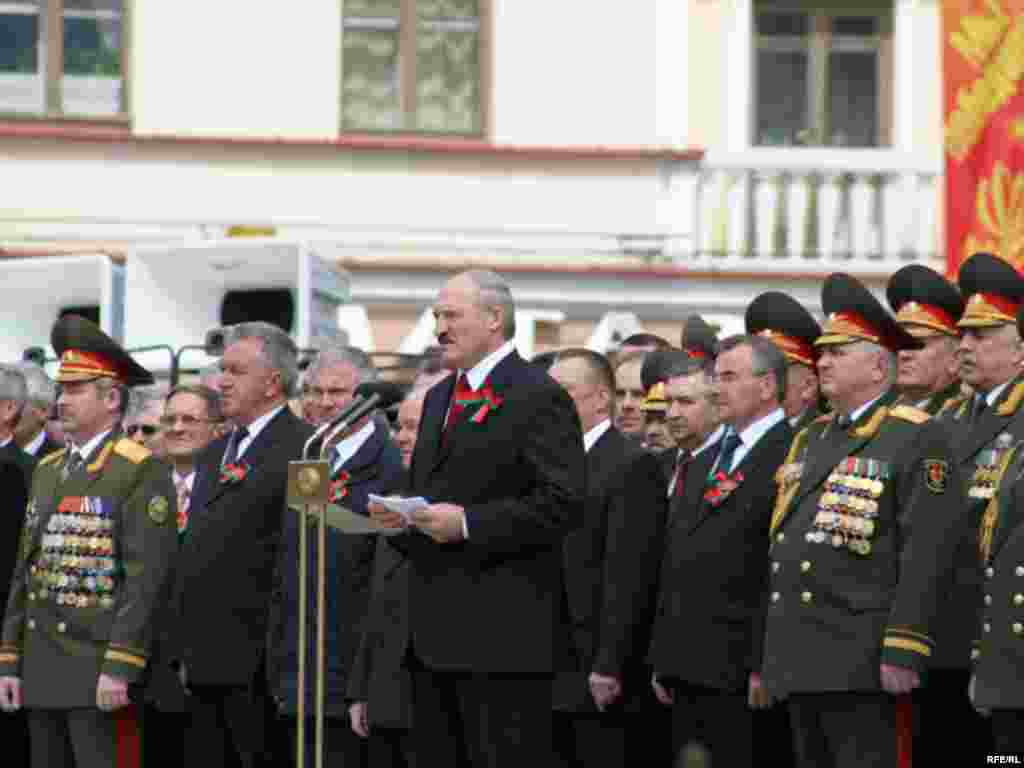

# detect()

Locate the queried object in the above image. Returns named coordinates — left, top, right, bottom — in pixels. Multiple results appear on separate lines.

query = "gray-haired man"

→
left=14, top=363, right=60, bottom=459
left=171, top=322, right=314, bottom=768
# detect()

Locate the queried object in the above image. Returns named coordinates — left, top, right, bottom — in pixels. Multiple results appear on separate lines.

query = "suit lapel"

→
left=334, top=424, right=385, bottom=485
left=205, top=407, right=291, bottom=508
left=430, top=351, right=521, bottom=474
left=682, top=420, right=791, bottom=536
left=669, top=445, right=716, bottom=533
left=418, top=375, right=454, bottom=480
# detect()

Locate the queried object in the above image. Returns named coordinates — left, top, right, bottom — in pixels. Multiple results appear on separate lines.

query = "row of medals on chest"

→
left=808, top=457, right=888, bottom=556
left=970, top=434, right=1015, bottom=500
left=35, top=509, right=117, bottom=605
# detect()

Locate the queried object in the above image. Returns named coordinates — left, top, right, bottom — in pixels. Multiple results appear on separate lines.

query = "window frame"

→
left=340, top=0, right=491, bottom=138
left=753, top=5, right=892, bottom=148
left=0, top=0, right=130, bottom=122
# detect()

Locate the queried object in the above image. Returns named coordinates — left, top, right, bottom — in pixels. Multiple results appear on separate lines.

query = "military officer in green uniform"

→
left=969, top=304, right=1024, bottom=755
left=886, top=264, right=965, bottom=415
left=745, top=291, right=823, bottom=432
left=884, top=262, right=992, bottom=764
left=0, top=315, right=178, bottom=768
left=761, top=273, right=969, bottom=768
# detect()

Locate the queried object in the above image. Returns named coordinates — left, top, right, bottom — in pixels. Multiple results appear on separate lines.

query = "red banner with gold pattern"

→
left=944, top=0, right=1024, bottom=274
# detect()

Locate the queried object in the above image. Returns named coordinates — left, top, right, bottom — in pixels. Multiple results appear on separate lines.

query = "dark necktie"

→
left=442, top=374, right=471, bottom=446
left=836, top=413, right=854, bottom=430
left=714, top=429, right=742, bottom=475
left=222, top=426, right=250, bottom=466
left=974, top=395, right=989, bottom=424
left=672, top=449, right=692, bottom=499
left=61, top=450, right=84, bottom=482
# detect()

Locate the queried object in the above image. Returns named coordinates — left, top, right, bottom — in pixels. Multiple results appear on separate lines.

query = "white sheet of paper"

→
left=367, top=494, right=429, bottom=524
left=289, top=503, right=404, bottom=536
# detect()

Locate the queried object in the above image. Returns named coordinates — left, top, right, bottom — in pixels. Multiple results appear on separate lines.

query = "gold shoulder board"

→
left=936, top=395, right=966, bottom=416
left=996, top=382, right=1024, bottom=416
left=39, top=448, right=67, bottom=466
left=113, top=439, right=151, bottom=464
left=889, top=405, right=930, bottom=424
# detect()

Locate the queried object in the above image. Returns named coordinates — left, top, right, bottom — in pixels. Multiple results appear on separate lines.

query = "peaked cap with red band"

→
left=51, top=314, right=153, bottom=387
left=816, top=273, right=921, bottom=353
left=957, top=252, right=1024, bottom=328
left=886, top=264, right=964, bottom=338
left=679, top=315, right=719, bottom=362
left=745, top=291, right=821, bottom=368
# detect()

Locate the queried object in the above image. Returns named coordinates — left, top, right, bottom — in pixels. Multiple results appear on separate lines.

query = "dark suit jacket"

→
left=649, top=417, right=793, bottom=692
left=347, top=537, right=414, bottom=729
left=762, top=396, right=968, bottom=695
left=554, top=426, right=667, bottom=712
left=389, top=350, right=586, bottom=674
left=0, top=443, right=34, bottom=617
left=172, top=406, right=313, bottom=686
left=266, top=423, right=404, bottom=718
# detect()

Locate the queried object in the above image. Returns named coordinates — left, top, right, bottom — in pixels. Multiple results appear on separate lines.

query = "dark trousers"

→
left=1, top=709, right=30, bottom=768
left=141, top=703, right=186, bottom=768
left=279, top=715, right=367, bottom=768
left=913, top=668, right=992, bottom=766
left=28, top=706, right=140, bottom=768
left=185, top=684, right=277, bottom=768
left=552, top=711, right=627, bottom=768
left=666, top=680, right=752, bottom=767
left=408, top=658, right=553, bottom=768
left=368, top=726, right=417, bottom=768
left=788, top=692, right=904, bottom=768
left=991, top=709, right=1024, bottom=755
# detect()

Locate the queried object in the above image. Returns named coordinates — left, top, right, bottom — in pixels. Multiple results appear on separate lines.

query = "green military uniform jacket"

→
left=761, top=391, right=969, bottom=695
left=895, top=380, right=963, bottom=417
left=0, top=433, right=177, bottom=708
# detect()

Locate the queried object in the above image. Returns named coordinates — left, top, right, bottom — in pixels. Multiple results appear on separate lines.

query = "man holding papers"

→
left=370, top=270, right=586, bottom=767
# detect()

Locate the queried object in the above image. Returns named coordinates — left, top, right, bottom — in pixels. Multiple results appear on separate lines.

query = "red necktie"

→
left=672, top=450, right=692, bottom=499
left=443, top=374, right=472, bottom=446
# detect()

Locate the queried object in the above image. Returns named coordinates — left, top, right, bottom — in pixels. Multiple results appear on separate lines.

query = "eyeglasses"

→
left=126, top=424, right=160, bottom=437
left=159, top=414, right=217, bottom=428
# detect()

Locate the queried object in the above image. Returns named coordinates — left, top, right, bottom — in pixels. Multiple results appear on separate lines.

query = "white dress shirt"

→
left=24, top=429, right=46, bottom=456
left=332, top=420, right=376, bottom=473
left=68, top=429, right=112, bottom=464
left=724, top=407, right=786, bottom=473
left=582, top=419, right=612, bottom=455
left=235, top=404, right=286, bottom=459
left=985, top=379, right=1012, bottom=408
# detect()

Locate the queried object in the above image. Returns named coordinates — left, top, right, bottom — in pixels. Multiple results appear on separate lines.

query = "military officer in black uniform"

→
left=886, top=264, right=964, bottom=414
left=969, top=303, right=1024, bottom=755
left=761, top=274, right=969, bottom=768
left=746, top=291, right=823, bottom=432
left=0, top=315, right=178, bottom=768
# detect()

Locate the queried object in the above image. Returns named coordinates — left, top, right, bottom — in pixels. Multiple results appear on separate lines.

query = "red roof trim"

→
left=0, top=120, right=704, bottom=162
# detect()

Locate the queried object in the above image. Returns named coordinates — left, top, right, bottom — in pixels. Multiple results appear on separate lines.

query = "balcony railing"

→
left=685, top=148, right=943, bottom=275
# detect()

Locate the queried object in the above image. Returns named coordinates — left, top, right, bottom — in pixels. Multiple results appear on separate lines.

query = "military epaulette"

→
left=996, top=381, right=1024, bottom=416
left=113, top=439, right=151, bottom=464
left=39, top=447, right=67, bottom=466
left=888, top=405, right=930, bottom=425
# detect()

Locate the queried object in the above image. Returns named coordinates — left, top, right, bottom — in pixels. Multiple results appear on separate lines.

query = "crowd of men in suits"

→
left=1, top=258, right=1024, bottom=767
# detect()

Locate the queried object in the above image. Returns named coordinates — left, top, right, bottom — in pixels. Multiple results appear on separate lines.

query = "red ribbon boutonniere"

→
left=455, top=380, right=504, bottom=425
left=329, top=471, right=351, bottom=504
left=703, top=470, right=745, bottom=508
left=219, top=461, right=251, bottom=486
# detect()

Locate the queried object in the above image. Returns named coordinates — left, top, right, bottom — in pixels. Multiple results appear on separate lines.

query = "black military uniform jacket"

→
left=0, top=434, right=177, bottom=708
left=761, top=393, right=968, bottom=696
left=974, top=441, right=1024, bottom=709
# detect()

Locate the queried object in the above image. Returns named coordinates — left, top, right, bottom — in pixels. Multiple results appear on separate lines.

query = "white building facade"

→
left=0, top=0, right=945, bottom=355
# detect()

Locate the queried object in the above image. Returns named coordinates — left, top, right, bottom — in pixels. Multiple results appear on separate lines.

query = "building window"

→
left=0, top=0, right=126, bottom=118
left=342, top=0, right=484, bottom=135
left=754, top=2, right=892, bottom=147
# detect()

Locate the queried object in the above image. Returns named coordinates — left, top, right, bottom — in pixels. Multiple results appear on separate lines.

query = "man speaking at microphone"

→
left=370, top=270, right=586, bottom=766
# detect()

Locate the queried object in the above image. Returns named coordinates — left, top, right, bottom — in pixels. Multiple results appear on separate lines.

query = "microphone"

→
left=307, top=382, right=406, bottom=460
